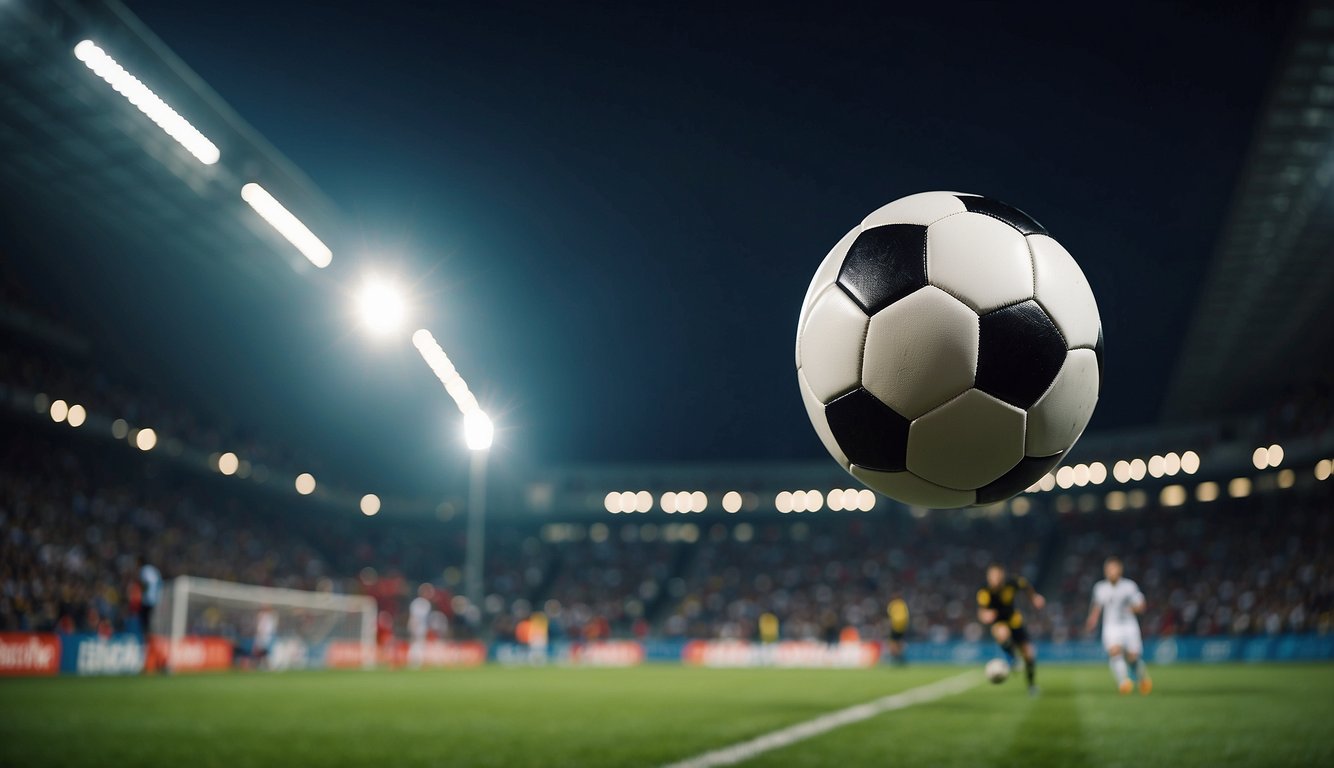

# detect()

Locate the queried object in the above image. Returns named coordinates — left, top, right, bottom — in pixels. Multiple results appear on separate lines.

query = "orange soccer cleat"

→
left=1118, top=679, right=1134, bottom=695
left=1139, top=677, right=1153, bottom=696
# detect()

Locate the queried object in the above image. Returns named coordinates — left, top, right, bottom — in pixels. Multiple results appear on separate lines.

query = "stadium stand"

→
left=4, top=336, right=1331, bottom=645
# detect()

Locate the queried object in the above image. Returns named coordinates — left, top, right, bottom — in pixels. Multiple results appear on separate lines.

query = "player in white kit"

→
left=1084, top=556, right=1152, bottom=695
left=407, top=583, right=434, bottom=669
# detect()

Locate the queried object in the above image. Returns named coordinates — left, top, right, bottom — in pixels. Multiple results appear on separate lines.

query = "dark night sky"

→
left=32, top=1, right=1298, bottom=481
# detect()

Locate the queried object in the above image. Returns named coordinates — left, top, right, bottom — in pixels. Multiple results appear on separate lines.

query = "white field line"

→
left=660, top=671, right=980, bottom=768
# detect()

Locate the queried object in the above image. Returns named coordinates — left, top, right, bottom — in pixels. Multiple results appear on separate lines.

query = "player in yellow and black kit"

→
left=886, top=594, right=909, bottom=666
left=977, top=563, right=1046, bottom=695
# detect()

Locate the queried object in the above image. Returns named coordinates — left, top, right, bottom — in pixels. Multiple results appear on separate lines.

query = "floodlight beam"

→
left=240, top=183, right=333, bottom=268
left=73, top=40, right=220, bottom=165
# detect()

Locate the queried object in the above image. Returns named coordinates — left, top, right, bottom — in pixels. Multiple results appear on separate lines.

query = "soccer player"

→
left=407, top=584, right=433, bottom=669
left=886, top=594, right=909, bottom=666
left=977, top=563, right=1045, bottom=694
left=136, top=555, right=162, bottom=673
left=253, top=605, right=277, bottom=669
left=137, top=554, right=161, bottom=637
left=1085, top=556, right=1151, bottom=695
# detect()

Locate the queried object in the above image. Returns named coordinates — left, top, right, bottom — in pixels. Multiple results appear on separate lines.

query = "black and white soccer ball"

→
left=985, top=658, right=1011, bottom=684
left=796, top=192, right=1102, bottom=509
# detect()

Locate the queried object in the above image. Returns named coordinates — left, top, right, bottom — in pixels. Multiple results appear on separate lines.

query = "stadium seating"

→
left=2, top=295, right=1330, bottom=643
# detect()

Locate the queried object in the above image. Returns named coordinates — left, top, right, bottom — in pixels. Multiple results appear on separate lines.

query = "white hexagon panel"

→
left=1026, top=348, right=1100, bottom=457
left=1029, top=234, right=1101, bottom=349
left=796, top=225, right=862, bottom=366
left=796, top=285, right=869, bottom=402
left=862, top=286, right=978, bottom=419
left=907, top=389, right=1026, bottom=490
left=861, top=190, right=969, bottom=228
left=851, top=465, right=976, bottom=508
left=926, top=212, right=1034, bottom=314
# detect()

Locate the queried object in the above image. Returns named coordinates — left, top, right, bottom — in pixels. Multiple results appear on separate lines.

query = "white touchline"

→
left=660, top=671, right=980, bottom=768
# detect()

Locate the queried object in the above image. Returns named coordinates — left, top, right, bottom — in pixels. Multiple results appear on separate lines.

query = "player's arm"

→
left=976, top=589, right=996, bottom=624
left=1017, top=576, right=1045, bottom=610
left=1131, top=587, right=1146, bottom=615
left=1084, top=600, right=1102, bottom=634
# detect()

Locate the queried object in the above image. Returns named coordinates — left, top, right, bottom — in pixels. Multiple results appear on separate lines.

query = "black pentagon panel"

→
left=975, top=452, right=1065, bottom=506
left=824, top=387, right=910, bottom=472
left=976, top=301, right=1068, bottom=409
left=1093, top=326, right=1104, bottom=382
left=956, top=195, right=1048, bottom=236
left=835, top=224, right=928, bottom=314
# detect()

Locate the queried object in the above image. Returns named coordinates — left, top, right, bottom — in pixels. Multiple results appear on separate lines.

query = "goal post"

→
left=155, top=576, right=377, bottom=672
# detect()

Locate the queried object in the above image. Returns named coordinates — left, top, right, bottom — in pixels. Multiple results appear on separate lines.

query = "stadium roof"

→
left=0, top=0, right=341, bottom=284
left=1165, top=0, right=1334, bottom=420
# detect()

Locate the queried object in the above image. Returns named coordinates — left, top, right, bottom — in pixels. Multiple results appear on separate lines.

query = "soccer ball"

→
left=795, top=192, right=1102, bottom=509
left=985, top=658, right=1011, bottom=684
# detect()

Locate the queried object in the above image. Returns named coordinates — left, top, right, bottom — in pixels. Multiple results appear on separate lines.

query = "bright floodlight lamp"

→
left=240, top=183, right=333, bottom=268
left=464, top=409, right=494, bottom=451
left=355, top=277, right=407, bottom=336
left=73, top=40, right=221, bottom=165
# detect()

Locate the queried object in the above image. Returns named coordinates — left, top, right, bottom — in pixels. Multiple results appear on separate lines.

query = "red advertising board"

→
left=0, top=632, right=61, bottom=676
left=326, top=640, right=487, bottom=669
left=326, top=640, right=374, bottom=669
left=569, top=641, right=645, bottom=667
left=151, top=636, right=233, bottom=672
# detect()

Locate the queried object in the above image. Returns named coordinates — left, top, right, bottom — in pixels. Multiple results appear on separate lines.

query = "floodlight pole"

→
left=464, top=446, right=488, bottom=623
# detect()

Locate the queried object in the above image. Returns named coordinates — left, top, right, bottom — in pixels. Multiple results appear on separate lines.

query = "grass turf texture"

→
left=1, top=664, right=1330, bottom=767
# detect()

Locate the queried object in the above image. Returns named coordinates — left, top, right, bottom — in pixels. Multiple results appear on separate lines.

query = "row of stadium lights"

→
left=604, top=488, right=878, bottom=514
left=70, top=39, right=495, bottom=512
left=37, top=394, right=385, bottom=516
left=776, top=488, right=876, bottom=513
left=588, top=462, right=1334, bottom=540
left=601, top=449, right=1328, bottom=518
left=1025, top=450, right=1202, bottom=493
left=71, top=44, right=286, bottom=256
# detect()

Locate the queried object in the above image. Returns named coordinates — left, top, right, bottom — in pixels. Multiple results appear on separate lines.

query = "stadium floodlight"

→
left=240, top=183, right=333, bottom=268
left=49, top=399, right=69, bottom=423
left=411, top=329, right=483, bottom=416
left=295, top=472, right=317, bottom=495
left=134, top=428, right=158, bottom=451
left=464, top=409, right=494, bottom=451
left=410, top=326, right=495, bottom=617
left=360, top=493, right=381, bottom=516
left=1266, top=443, right=1284, bottom=468
left=73, top=40, right=220, bottom=165
left=66, top=404, right=87, bottom=428
left=355, top=277, right=407, bottom=336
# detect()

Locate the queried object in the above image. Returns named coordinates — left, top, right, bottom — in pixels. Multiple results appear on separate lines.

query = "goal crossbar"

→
left=165, top=576, right=377, bottom=671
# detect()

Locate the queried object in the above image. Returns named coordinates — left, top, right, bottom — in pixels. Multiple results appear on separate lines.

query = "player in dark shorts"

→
left=886, top=594, right=909, bottom=666
left=977, top=563, right=1046, bottom=695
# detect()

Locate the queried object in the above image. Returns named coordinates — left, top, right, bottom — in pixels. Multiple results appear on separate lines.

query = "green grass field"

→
left=2, top=664, right=1331, bottom=767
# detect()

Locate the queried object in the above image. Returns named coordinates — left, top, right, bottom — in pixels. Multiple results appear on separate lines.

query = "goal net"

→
left=153, top=576, right=377, bottom=672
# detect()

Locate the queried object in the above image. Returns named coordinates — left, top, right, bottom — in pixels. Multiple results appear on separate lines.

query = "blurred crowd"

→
left=1050, top=495, right=1333, bottom=639
left=0, top=432, right=338, bottom=635
left=5, top=405, right=1331, bottom=644
left=2, top=300, right=1332, bottom=645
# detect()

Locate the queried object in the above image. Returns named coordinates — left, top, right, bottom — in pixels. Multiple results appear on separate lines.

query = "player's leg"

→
left=1104, top=623, right=1134, bottom=692
left=1013, top=626, right=1037, bottom=694
left=990, top=622, right=1015, bottom=663
left=1106, top=643, right=1132, bottom=693
left=1126, top=627, right=1150, bottom=694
